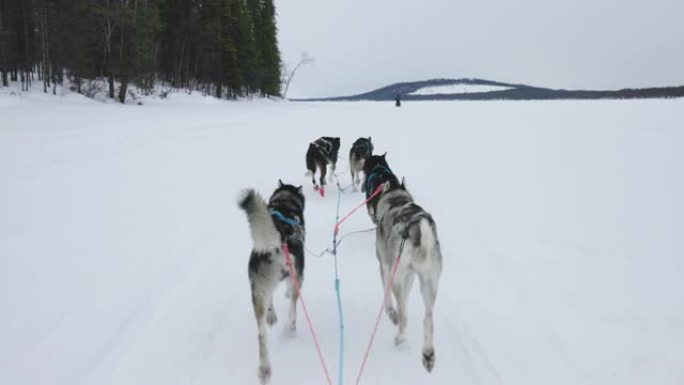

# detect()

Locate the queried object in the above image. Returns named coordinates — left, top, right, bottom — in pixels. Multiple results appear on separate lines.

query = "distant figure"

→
left=395, top=94, right=402, bottom=107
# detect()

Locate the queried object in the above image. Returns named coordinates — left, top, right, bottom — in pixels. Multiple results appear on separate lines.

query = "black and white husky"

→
left=349, top=137, right=374, bottom=192
left=305, top=136, right=341, bottom=195
left=362, top=154, right=443, bottom=372
left=238, top=180, right=305, bottom=384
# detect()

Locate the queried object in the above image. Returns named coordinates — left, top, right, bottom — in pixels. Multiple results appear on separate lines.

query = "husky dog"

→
left=362, top=154, right=443, bottom=372
left=238, top=180, right=305, bottom=384
left=349, top=137, right=374, bottom=192
left=305, top=136, right=341, bottom=195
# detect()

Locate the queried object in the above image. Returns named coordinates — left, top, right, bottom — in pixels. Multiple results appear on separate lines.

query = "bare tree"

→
left=281, top=51, right=314, bottom=99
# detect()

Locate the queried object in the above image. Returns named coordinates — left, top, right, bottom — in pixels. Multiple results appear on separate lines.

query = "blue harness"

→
left=270, top=209, right=301, bottom=228
left=365, top=165, right=392, bottom=197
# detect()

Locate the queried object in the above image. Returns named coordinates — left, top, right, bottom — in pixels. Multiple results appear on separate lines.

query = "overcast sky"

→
left=275, top=0, right=684, bottom=99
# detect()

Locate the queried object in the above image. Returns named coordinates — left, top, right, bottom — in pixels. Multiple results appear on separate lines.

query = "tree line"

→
left=0, top=0, right=282, bottom=102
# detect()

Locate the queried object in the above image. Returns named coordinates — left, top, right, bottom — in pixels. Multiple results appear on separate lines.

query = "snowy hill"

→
left=409, top=83, right=512, bottom=95
left=2, top=86, right=684, bottom=385
left=296, top=78, right=684, bottom=101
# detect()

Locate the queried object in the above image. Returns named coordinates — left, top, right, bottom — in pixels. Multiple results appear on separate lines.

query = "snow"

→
left=409, top=84, right=511, bottom=95
left=1, top=84, right=684, bottom=385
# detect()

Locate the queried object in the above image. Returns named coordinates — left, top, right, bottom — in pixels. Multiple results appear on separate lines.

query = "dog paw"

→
left=352, top=185, right=358, bottom=192
left=285, top=319, right=296, bottom=334
left=385, top=308, right=399, bottom=325
left=422, top=348, right=436, bottom=373
left=394, top=332, right=406, bottom=346
left=266, top=310, right=278, bottom=326
left=258, top=364, right=272, bottom=384
left=313, top=184, right=319, bottom=191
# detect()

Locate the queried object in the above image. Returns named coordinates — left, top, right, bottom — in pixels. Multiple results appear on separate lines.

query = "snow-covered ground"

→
left=410, top=84, right=511, bottom=95
left=1, top=85, right=683, bottom=385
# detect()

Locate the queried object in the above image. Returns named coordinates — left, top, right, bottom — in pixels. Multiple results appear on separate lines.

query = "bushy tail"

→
left=407, top=218, right=437, bottom=267
left=419, top=219, right=435, bottom=261
left=306, top=143, right=317, bottom=177
left=237, top=189, right=281, bottom=251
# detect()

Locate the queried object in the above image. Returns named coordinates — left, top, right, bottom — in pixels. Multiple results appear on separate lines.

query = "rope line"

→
left=305, top=228, right=375, bottom=259
left=282, top=244, right=333, bottom=385
left=332, top=182, right=345, bottom=385
left=336, top=228, right=376, bottom=248
left=329, top=180, right=385, bottom=385
left=335, top=184, right=384, bottom=236
left=355, top=237, right=407, bottom=385
left=270, top=166, right=386, bottom=385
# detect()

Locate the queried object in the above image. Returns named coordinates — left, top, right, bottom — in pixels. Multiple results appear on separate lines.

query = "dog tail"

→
left=406, top=217, right=437, bottom=267
left=237, top=189, right=281, bottom=251
left=305, top=143, right=317, bottom=177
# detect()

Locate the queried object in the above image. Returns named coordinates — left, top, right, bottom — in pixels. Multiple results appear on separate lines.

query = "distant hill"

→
left=293, top=78, right=684, bottom=101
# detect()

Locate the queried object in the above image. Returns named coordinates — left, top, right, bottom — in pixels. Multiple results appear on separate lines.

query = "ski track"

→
left=1, top=93, right=684, bottom=385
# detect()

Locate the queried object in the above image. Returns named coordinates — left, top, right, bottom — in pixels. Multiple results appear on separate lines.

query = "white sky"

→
left=275, top=0, right=684, bottom=99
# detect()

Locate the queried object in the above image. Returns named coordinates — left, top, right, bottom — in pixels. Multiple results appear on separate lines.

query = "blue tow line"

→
left=272, top=186, right=347, bottom=385
left=333, top=182, right=345, bottom=385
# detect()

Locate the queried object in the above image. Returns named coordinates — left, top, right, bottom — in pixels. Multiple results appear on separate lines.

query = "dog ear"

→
left=297, top=185, right=303, bottom=194
left=381, top=152, right=387, bottom=159
left=401, top=177, right=407, bottom=189
left=278, top=179, right=284, bottom=187
left=368, top=136, right=371, bottom=141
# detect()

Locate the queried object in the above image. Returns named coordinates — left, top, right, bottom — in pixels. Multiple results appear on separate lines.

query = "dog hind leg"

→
left=392, top=276, right=408, bottom=346
left=377, top=240, right=399, bottom=325
left=355, top=168, right=362, bottom=189
left=329, top=161, right=336, bottom=183
left=350, top=166, right=357, bottom=191
left=252, top=287, right=272, bottom=384
left=395, top=270, right=415, bottom=346
left=306, top=149, right=318, bottom=190
left=285, top=275, right=298, bottom=333
left=266, top=296, right=277, bottom=326
left=319, top=161, right=327, bottom=187
left=418, top=272, right=439, bottom=372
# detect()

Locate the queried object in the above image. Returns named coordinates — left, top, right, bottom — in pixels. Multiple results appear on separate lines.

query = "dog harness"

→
left=352, top=140, right=373, bottom=156
left=312, top=138, right=334, bottom=162
left=270, top=209, right=302, bottom=228
left=365, top=164, right=393, bottom=199
left=400, top=211, right=433, bottom=239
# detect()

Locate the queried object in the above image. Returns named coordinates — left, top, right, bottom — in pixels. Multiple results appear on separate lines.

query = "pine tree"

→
left=60, top=0, right=96, bottom=93
left=0, top=0, right=10, bottom=86
left=221, top=0, right=243, bottom=97
left=256, top=0, right=280, bottom=96
left=0, top=0, right=282, bottom=99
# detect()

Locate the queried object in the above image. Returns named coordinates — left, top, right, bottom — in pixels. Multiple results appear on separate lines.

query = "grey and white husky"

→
left=349, top=136, right=374, bottom=192
left=238, top=180, right=305, bottom=384
left=362, top=154, right=443, bottom=372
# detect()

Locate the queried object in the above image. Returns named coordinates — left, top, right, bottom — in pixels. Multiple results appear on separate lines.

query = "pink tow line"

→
left=334, top=184, right=384, bottom=236
left=282, top=243, right=333, bottom=385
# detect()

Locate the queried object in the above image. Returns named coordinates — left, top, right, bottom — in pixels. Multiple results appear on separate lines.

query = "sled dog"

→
left=305, top=136, right=340, bottom=194
left=349, top=136, right=374, bottom=192
left=238, top=180, right=305, bottom=384
left=363, top=154, right=443, bottom=372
